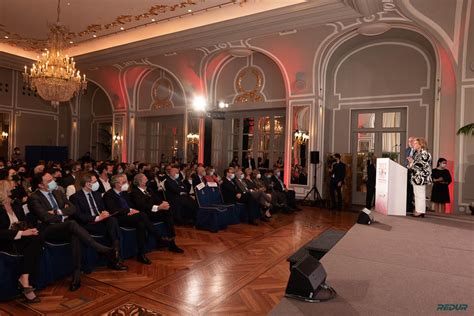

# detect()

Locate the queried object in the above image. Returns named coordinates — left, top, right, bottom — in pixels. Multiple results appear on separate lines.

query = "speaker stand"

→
left=285, top=283, right=337, bottom=303
left=302, top=163, right=324, bottom=207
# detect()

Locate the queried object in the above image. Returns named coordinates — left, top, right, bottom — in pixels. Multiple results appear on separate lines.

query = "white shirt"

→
left=99, top=177, right=111, bottom=192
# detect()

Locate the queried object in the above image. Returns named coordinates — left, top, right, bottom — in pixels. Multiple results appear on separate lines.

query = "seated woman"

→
left=0, top=180, right=43, bottom=303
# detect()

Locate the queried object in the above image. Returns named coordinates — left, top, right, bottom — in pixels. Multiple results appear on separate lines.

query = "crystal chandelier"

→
left=186, top=133, right=199, bottom=145
left=294, top=129, right=309, bottom=145
left=23, top=0, right=86, bottom=107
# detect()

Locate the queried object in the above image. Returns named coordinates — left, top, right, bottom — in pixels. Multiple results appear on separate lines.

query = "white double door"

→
left=351, top=108, right=407, bottom=205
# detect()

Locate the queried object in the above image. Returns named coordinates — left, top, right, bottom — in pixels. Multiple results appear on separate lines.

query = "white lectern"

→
left=375, top=158, right=407, bottom=216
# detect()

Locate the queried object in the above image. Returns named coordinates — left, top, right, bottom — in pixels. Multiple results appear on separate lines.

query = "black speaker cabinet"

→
left=310, top=151, right=320, bottom=164
left=285, top=254, right=336, bottom=302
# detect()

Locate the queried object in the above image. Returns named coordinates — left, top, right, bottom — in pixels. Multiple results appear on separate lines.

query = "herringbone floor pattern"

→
left=0, top=207, right=357, bottom=316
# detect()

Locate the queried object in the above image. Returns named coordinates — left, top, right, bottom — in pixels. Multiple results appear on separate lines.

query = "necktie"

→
left=88, top=193, right=99, bottom=216
left=118, top=192, right=129, bottom=208
left=48, top=192, right=59, bottom=210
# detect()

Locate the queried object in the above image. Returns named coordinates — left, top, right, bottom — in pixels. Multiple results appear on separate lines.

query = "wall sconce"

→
left=113, top=133, right=123, bottom=144
left=186, top=133, right=199, bottom=145
left=1, top=131, right=8, bottom=140
left=294, top=129, right=309, bottom=145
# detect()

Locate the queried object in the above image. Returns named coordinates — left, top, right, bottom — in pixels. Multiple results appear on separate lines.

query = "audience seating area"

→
left=0, top=221, right=169, bottom=301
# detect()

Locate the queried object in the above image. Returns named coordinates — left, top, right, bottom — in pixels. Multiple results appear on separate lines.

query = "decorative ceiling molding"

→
left=73, top=1, right=360, bottom=68
left=400, top=0, right=463, bottom=63
left=0, top=1, right=243, bottom=52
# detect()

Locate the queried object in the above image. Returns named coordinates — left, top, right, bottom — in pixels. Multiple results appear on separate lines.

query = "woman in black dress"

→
left=431, top=158, right=452, bottom=213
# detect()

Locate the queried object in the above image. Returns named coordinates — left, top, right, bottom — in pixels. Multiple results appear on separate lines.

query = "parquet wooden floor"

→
left=0, top=207, right=357, bottom=316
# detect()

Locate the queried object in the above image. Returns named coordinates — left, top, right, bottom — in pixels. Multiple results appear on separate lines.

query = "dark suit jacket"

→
left=164, top=176, right=187, bottom=205
left=330, top=162, right=346, bottom=184
left=102, top=189, right=132, bottom=216
left=242, top=158, right=256, bottom=170
left=220, top=178, right=238, bottom=204
left=61, top=174, right=75, bottom=189
left=27, top=190, right=76, bottom=227
left=129, top=186, right=163, bottom=215
left=0, top=201, right=27, bottom=241
left=191, top=174, right=206, bottom=188
left=69, top=189, right=106, bottom=225
left=405, top=147, right=414, bottom=167
left=271, top=176, right=286, bottom=192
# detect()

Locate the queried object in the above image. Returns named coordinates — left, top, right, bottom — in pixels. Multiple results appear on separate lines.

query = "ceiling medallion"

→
left=151, top=77, right=173, bottom=109
left=235, top=67, right=264, bottom=103
left=357, top=23, right=392, bottom=36
left=22, top=0, right=87, bottom=107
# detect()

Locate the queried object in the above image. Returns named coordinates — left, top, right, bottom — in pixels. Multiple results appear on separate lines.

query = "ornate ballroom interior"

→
left=0, top=0, right=472, bottom=315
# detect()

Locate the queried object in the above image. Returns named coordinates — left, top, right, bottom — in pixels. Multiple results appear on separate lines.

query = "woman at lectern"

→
left=431, top=158, right=452, bottom=213
left=407, top=138, right=432, bottom=217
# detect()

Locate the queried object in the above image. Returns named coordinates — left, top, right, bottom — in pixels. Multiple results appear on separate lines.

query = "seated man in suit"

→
left=220, top=168, right=259, bottom=225
left=96, top=163, right=113, bottom=195
left=164, top=167, right=197, bottom=225
left=69, top=173, right=127, bottom=270
left=272, top=168, right=301, bottom=211
left=103, top=174, right=167, bottom=264
left=28, top=172, right=113, bottom=291
left=192, top=166, right=207, bottom=188
left=130, top=174, right=183, bottom=253
left=235, top=169, right=270, bottom=222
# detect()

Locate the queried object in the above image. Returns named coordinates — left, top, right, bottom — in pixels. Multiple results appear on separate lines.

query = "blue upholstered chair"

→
left=195, top=185, right=232, bottom=232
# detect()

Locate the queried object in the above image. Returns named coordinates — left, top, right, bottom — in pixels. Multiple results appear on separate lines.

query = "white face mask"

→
left=229, top=173, right=235, bottom=180
left=91, top=182, right=100, bottom=192
left=239, top=174, right=244, bottom=180
left=174, top=174, right=179, bottom=180
left=121, top=183, right=129, bottom=192
left=256, top=174, right=262, bottom=179
left=276, top=171, right=281, bottom=177
left=209, top=171, right=215, bottom=176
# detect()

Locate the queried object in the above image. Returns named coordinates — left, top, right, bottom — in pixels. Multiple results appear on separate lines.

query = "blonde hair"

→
left=414, top=137, right=428, bottom=150
left=0, top=180, right=13, bottom=205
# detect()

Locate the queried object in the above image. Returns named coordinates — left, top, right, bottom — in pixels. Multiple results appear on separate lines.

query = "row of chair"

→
left=0, top=185, right=253, bottom=301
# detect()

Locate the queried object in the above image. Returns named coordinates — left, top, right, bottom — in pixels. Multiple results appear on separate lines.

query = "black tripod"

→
left=302, top=163, right=323, bottom=207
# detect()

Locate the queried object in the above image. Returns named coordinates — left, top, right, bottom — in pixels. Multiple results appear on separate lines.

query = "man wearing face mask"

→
left=28, top=172, right=114, bottom=291
left=70, top=173, right=128, bottom=270
left=164, top=168, right=197, bottom=225
left=192, top=166, right=207, bottom=187
left=221, top=168, right=260, bottom=225
left=103, top=174, right=167, bottom=264
left=97, top=164, right=113, bottom=195
left=272, top=168, right=300, bottom=211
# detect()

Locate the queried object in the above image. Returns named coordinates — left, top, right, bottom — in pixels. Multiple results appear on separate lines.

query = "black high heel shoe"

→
left=18, top=282, right=40, bottom=303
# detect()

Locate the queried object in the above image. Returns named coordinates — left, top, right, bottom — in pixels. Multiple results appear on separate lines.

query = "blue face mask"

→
left=48, top=180, right=58, bottom=192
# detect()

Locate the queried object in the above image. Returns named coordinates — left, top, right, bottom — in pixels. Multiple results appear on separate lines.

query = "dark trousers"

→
left=366, top=185, right=375, bottom=209
left=117, top=212, right=158, bottom=254
left=172, top=196, right=197, bottom=225
left=239, top=193, right=260, bottom=221
left=330, top=181, right=343, bottom=210
left=0, top=235, right=44, bottom=275
left=146, top=210, right=176, bottom=238
left=407, top=170, right=414, bottom=213
left=42, top=220, right=109, bottom=271
left=82, top=217, right=121, bottom=243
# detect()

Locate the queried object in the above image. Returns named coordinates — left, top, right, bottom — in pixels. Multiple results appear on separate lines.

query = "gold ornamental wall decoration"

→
left=234, top=67, right=264, bottom=103
left=151, top=77, right=173, bottom=109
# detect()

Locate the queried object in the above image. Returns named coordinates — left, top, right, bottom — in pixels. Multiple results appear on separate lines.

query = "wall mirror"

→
left=290, top=105, right=310, bottom=185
